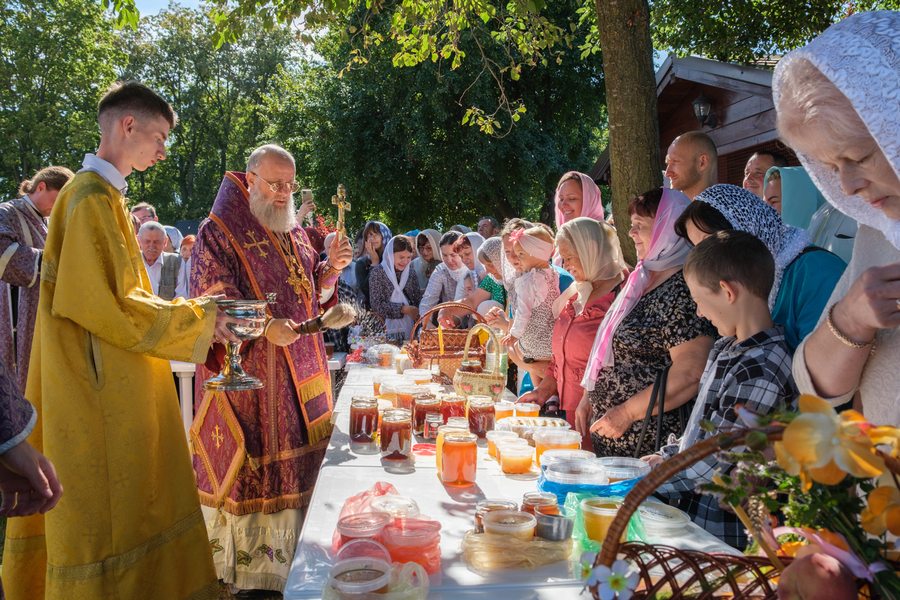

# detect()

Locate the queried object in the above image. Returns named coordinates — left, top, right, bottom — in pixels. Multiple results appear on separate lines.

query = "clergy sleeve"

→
left=0, top=362, right=36, bottom=454
left=48, top=186, right=216, bottom=364
left=0, top=209, right=41, bottom=288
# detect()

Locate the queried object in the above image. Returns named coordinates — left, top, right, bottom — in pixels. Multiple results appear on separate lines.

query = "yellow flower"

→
left=862, top=485, right=900, bottom=536
left=775, top=395, right=885, bottom=491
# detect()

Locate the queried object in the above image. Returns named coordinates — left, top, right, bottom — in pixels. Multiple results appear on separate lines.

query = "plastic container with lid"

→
left=514, top=402, right=540, bottom=418
left=486, top=430, right=519, bottom=459
left=581, top=497, right=625, bottom=544
left=381, top=518, right=442, bottom=574
left=482, top=510, right=536, bottom=540
left=544, top=458, right=608, bottom=486
left=535, top=507, right=575, bottom=541
left=638, top=500, right=690, bottom=536
left=532, top=429, right=583, bottom=466
left=539, top=449, right=597, bottom=471
left=336, top=511, right=393, bottom=547
left=474, top=499, right=518, bottom=533
left=495, top=437, right=529, bottom=462
left=369, top=495, right=421, bottom=519
left=402, top=368, right=433, bottom=384
left=521, top=491, right=559, bottom=515
left=328, top=538, right=392, bottom=596
left=499, top=443, right=534, bottom=475
left=494, top=400, right=515, bottom=422
left=595, top=456, right=651, bottom=484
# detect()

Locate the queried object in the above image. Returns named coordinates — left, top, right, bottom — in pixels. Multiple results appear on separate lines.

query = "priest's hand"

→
left=328, top=234, right=353, bottom=271
left=265, top=318, right=301, bottom=347
left=0, top=440, right=63, bottom=517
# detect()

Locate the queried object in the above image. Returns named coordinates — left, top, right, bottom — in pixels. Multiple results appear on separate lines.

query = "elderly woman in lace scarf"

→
left=773, top=11, right=900, bottom=428
left=674, top=184, right=846, bottom=351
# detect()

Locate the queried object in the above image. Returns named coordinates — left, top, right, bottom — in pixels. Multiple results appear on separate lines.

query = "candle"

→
left=437, top=325, right=445, bottom=354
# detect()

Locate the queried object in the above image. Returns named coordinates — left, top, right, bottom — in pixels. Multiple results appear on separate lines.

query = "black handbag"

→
left=632, top=365, right=689, bottom=458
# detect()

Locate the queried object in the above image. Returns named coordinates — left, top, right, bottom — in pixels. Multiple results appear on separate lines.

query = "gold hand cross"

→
left=331, top=184, right=350, bottom=237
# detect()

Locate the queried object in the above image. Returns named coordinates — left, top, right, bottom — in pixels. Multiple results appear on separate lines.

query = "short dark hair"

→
left=99, top=81, right=177, bottom=128
left=393, top=236, right=414, bottom=254
left=452, top=235, right=472, bottom=252
left=479, top=216, right=500, bottom=229
left=628, top=188, right=664, bottom=219
left=439, top=231, right=461, bottom=247
left=500, top=218, right=531, bottom=237
left=130, top=201, right=156, bottom=217
left=674, top=201, right=733, bottom=240
left=752, top=150, right=789, bottom=168
left=684, top=230, right=775, bottom=300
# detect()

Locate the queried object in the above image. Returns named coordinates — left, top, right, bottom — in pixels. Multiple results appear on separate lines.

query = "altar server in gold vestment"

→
left=2, top=81, right=246, bottom=600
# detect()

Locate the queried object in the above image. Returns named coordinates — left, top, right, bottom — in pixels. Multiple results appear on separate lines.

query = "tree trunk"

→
left=595, top=0, right=661, bottom=265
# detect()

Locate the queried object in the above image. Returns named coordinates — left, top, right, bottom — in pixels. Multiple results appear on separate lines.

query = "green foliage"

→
left=651, top=0, right=900, bottom=64
left=0, top=0, right=123, bottom=197
left=260, top=2, right=606, bottom=233
left=117, top=4, right=298, bottom=222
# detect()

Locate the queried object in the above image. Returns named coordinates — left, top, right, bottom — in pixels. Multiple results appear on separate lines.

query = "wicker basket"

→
left=405, top=302, right=485, bottom=380
left=593, top=427, right=791, bottom=599
left=452, top=324, right=506, bottom=401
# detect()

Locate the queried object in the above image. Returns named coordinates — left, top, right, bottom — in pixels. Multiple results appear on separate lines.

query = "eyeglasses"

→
left=250, top=171, right=300, bottom=194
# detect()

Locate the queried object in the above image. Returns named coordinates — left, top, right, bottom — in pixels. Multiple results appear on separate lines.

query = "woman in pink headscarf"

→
left=576, top=188, right=715, bottom=458
left=554, top=171, right=605, bottom=229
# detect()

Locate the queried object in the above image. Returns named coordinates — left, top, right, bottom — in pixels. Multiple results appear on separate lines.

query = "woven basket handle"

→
left=410, top=301, right=485, bottom=342
left=596, top=425, right=786, bottom=569
left=461, top=324, right=501, bottom=375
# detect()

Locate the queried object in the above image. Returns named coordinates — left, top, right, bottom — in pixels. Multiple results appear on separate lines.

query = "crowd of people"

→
left=0, top=10, right=897, bottom=600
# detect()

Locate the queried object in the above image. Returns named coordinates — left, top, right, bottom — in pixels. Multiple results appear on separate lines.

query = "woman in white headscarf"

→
left=411, top=229, right=442, bottom=289
left=452, top=232, right=486, bottom=300
left=368, top=236, right=422, bottom=341
left=437, top=236, right=507, bottom=326
left=773, top=11, right=900, bottom=427
left=517, top=218, right=626, bottom=441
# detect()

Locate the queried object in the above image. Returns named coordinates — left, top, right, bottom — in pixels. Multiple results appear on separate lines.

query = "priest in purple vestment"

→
left=190, top=144, right=352, bottom=592
left=0, top=167, right=73, bottom=391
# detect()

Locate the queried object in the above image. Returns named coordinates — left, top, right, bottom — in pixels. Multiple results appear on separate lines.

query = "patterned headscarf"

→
left=773, top=11, right=900, bottom=250
left=694, top=184, right=810, bottom=308
left=583, top=189, right=692, bottom=387
left=476, top=236, right=503, bottom=267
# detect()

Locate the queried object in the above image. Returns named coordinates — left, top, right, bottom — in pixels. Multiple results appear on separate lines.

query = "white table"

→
left=284, top=364, right=738, bottom=599
left=170, top=360, right=196, bottom=438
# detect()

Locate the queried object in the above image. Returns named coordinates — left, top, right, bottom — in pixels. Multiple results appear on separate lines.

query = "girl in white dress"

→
left=502, top=225, right=559, bottom=383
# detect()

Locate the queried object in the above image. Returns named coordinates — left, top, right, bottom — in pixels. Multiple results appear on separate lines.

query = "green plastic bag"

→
left=564, top=492, right=647, bottom=556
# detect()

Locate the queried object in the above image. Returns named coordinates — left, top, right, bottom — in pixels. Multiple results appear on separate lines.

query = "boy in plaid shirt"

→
left=645, top=231, right=798, bottom=549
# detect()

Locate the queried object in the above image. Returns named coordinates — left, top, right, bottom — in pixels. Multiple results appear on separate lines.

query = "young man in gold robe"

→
left=3, top=81, right=246, bottom=600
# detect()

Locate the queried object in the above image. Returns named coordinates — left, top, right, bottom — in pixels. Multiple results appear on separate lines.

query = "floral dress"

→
left=588, top=271, right=715, bottom=457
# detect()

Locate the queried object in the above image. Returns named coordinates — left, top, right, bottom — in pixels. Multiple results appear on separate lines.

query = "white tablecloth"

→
left=284, top=363, right=738, bottom=599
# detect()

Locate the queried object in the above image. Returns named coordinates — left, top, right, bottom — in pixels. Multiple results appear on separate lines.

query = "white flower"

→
left=586, top=559, right=638, bottom=600
left=579, top=551, right=598, bottom=579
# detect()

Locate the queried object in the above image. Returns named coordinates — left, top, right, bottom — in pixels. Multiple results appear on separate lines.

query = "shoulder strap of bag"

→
left=633, top=365, right=670, bottom=458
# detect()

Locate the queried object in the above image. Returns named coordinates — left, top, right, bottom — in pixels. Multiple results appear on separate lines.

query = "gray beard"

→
left=248, top=189, right=297, bottom=233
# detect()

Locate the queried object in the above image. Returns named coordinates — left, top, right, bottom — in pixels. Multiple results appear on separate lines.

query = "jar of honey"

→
left=521, top=491, right=559, bottom=515
left=380, top=409, right=413, bottom=461
left=494, top=400, right=515, bottom=422
left=378, top=348, right=394, bottom=368
left=349, top=397, right=379, bottom=444
left=514, top=402, right=540, bottom=418
left=412, top=397, right=440, bottom=435
left=423, top=413, right=443, bottom=440
left=395, top=386, right=421, bottom=411
left=440, top=395, right=466, bottom=423
left=466, top=396, right=495, bottom=438
left=474, top=499, right=518, bottom=533
left=439, top=431, right=477, bottom=486
left=435, top=424, right=467, bottom=473
left=458, top=359, right=483, bottom=374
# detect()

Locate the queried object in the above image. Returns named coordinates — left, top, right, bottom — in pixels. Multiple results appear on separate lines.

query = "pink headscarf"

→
left=581, top=188, right=692, bottom=390
left=554, top=172, right=605, bottom=230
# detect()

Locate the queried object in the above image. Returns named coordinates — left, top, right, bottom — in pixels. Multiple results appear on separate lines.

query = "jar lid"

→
left=425, top=413, right=444, bottom=421
left=475, top=499, right=518, bottom=513
left=336, top=512, right=392, bottom=538
left=382, top=409, right=412, bottom=422
left=444, top=431, right=477, bottom=444
left=595, top=456, right=651, bottom=482
left=468, top=397, right=494, bottom=407
left=544, top=458, right=607, bottom=485
left=482, top=510, right=536, bottom=532
left=351, top=396, right=378, bottom=406
left=638, top=500, right=690, bottom=531
left=370, top=495, right=421, bottom=518
left=532, top=429, right=582, bottom=444
left=329, top=555, right=392, bottom=594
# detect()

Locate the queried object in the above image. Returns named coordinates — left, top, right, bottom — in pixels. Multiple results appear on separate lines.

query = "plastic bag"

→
left=564, top=491, right=643, bottom=555
left=332, top=481, right=401, bottom=553
left=539, top=472, right=642, bottom=505
left=461, top=531, right=573, bottom=574
left=322, top=561, right=429, bottom=600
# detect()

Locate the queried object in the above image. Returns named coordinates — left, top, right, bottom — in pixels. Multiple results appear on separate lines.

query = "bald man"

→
left=664, top=131, right=719, bottom=200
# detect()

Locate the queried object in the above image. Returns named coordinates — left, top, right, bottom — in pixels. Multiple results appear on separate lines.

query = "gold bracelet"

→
left=826, top=304, right=874, bottom=349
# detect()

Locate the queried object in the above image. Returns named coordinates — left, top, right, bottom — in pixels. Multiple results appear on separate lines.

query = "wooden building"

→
left=591, top=55, right=799, bottom=186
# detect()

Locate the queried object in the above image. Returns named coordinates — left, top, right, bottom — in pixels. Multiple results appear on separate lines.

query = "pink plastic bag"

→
left=331, top=481, right=400, bottom=553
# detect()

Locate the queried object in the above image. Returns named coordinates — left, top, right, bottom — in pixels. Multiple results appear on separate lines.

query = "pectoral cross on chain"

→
left=243, top=230, right=270, bottom=258
left=286, top=266, right=312, bottom=299
left=331, top=184, right=350, bottom=237
left=212, top=425, right=224, bottom=449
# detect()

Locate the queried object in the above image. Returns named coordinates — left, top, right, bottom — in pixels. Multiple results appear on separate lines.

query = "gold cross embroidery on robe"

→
left=243, top=230, right=271, bottom=258
left=213, top=424, right=224, bottom=449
